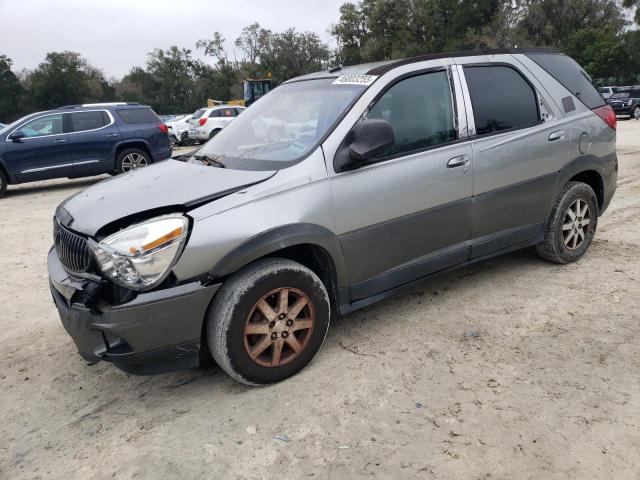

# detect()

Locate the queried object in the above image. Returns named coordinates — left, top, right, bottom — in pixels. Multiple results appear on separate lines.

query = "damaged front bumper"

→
left=48, top=248, right=220, bottom=375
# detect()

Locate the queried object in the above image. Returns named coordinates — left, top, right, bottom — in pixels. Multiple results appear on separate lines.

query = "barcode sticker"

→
left=333, top=75, right=378, bottom=86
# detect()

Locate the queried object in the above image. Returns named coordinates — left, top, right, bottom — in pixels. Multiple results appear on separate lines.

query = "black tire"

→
left=536, top=181, right=599, bottom=264
left=115, top=148, right=151, bottom=174
left=633, top=106, right=640, bottom=120
left=207, top=258, right=331, bottom=386
left=209, top=129, right=221, bottom=140
left=0, top=169, right=7, bottom=198
left=180, top=131, right=194, bottom=146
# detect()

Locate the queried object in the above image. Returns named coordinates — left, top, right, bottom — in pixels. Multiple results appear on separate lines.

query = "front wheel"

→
left=116, top=149, right=151, bottom=174
left=536, top=181, right=599, bottom=264
left=633, top=106, right=640, bottom=120
left=0, top=169, right=7, bottom=198
left=207, top=258, right=331, bottom=386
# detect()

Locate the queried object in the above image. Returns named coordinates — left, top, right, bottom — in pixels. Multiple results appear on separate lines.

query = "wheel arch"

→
left=114, top=140, right=152, bottom=163
left=208, top=224, right=348, bottom=311
left=0, top=159, right=11, bottom=184
left=556, top=155, right=608, bottom=212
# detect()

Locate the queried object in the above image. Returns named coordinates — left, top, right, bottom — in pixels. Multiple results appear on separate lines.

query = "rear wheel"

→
left=207, top=258, right=331, bottom=386
left=116, top=148, right=151, bottom=174
left=180, top=131, right=194, bottom=146
left=536, top=181, right=598, bottom=264
left=0, top=169, right=7, bottom=198
left=209, top=129, right=221, bottom=140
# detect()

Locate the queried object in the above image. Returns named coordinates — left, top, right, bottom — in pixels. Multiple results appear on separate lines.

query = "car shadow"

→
left=73, top=247, right=541, bottom=395
left=4, top=177, right=107, bottom=198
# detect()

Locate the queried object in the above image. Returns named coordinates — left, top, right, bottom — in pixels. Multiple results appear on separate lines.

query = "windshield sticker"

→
left=333, top=75, right=378, bottom=86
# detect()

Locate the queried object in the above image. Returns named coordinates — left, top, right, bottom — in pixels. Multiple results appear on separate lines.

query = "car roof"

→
left=286, top=47, right=560, bottom=83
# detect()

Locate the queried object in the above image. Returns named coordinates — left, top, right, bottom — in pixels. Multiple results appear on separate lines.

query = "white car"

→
left=188, top=106, right=245, bottom=142
left=166, top=114, right=192, bottom=145
left=599, top=86, right=620, bottom=99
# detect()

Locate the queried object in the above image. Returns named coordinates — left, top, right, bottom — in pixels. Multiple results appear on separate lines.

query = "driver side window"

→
left=366, top=70, right=457, bottom=159
left=20, top=114, right=64, bottom=138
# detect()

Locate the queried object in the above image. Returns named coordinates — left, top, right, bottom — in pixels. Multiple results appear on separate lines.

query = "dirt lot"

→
left=1, top=124, right=639, bottom=480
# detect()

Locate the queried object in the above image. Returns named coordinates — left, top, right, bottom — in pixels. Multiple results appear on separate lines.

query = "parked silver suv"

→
left=48, top=49, right=617, bottom=385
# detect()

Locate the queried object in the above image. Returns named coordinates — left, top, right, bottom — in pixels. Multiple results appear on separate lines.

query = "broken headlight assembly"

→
left=89, top=215, right=188, bottom=291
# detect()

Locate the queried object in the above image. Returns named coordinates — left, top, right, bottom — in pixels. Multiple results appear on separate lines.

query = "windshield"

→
left=0, top=116, right=27, bottom=136
left=193, top=78, right=368, bottom=171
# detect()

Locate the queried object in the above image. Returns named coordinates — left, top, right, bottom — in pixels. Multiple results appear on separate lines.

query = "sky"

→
left=0, top=0, right=346, bottom=79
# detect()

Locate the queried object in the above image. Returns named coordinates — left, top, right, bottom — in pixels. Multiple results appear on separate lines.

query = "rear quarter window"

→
left=116, top=108, right=160, bottom=124
left=526, top=53, right=605, bottom=109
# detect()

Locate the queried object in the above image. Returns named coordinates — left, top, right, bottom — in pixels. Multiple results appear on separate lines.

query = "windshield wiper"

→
left=193, top=154, right=226, bottom=168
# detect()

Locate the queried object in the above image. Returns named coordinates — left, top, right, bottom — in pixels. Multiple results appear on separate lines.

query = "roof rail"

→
left=56, top=102, right=141, bottom=110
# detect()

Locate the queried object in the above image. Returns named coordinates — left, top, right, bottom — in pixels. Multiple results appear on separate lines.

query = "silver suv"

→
left=48, top=49, right=617, bottom=385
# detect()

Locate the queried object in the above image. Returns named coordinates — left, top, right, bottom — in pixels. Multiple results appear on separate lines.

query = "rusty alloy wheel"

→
left=243, top=287, right=315, bottom=367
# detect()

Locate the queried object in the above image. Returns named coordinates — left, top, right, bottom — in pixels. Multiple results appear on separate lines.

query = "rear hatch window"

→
left=191, top=109, right=206, bottom=120
left=117, top=108, right=160, bottom=124
left=526, top=53, right=605, bottom=109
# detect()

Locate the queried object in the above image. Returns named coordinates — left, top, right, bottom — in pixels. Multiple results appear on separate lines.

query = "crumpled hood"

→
left=57, top=160, right=276, bottom=236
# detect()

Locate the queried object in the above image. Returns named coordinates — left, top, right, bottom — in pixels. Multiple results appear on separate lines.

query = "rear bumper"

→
left=152, top=146, right=173, bottom=162
left=601, top=153, right=618, bottom=215
left=188, top=129, right=210, bottom=141
left=612, top=106, right=634, bottom=115
left=48, top=248, right=220, bottom=375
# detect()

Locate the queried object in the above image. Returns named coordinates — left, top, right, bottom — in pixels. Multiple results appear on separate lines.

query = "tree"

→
left=260, top=29, right=332, bottom=83
left=26, top=51, right=112, bottom=110
left=0, top=56, right=23, bottom=122
left=517, top=0, right=626, bottom=48
left=115, top=47, right=201, bottom=113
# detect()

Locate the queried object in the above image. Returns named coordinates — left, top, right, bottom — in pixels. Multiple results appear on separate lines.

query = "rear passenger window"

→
left=117, top=108, right=159, bottom=124
left=70, top=111, right=109, bottom=132
left=464, top=66, right=540, bottom=136
left=221, top=108, right=235, bottom=117
left=365, top=70, right=457, bottom=159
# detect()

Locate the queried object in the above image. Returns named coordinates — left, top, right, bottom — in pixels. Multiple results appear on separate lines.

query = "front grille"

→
left=54, top=220, right=93, bottom=273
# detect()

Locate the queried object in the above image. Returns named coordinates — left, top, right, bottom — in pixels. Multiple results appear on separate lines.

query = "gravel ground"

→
left=1, top=122, right=639, bottom=480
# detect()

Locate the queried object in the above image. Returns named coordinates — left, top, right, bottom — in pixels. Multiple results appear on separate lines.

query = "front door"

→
left=330, top=69, right=474, bottom=301
left=4, top=113, right=71, bottom=182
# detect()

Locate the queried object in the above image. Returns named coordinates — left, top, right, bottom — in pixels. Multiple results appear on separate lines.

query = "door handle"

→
left=548, top=130, right=566, bottom=142
left=447, top=155, right=469, bottom=168
left=105, top=133, right=119, bottom=138
left=54, top=138, right=68, bottom=144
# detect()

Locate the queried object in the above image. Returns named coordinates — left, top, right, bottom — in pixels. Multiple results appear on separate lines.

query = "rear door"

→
left=455, top=58, right=570, bottom=258
left=68, top=110, right=119, bottom=176
left=4, top=113, right=72, bottom=182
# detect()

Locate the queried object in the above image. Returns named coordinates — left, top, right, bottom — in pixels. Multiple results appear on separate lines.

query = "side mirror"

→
left=9, top=130, right=25, bottom=141
left=334, top=119, right=395, bottom=172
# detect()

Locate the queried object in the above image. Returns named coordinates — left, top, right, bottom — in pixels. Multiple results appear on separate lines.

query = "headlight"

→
left=628, top=100, right=634, bottom=106
left=89, top=215, right=188, bottom=291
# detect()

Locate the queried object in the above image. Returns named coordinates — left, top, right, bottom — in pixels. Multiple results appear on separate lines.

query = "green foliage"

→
left=1, top=2, right=639, bottom=121
left=26, top=51, right=112, bottom=112
left=0, top=56, right=23, bottom=122
left=332, top=0, right=640, bottom=82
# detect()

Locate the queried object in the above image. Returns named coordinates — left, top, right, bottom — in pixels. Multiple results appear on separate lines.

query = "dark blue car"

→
left=0, top=103, right=172, bottom=198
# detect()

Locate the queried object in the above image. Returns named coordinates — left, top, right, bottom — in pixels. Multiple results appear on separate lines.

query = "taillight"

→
left=158, top=123, right=169, bottom=134
left=198, top=118, right=207, bottom=126
left=592, top=105, right=617, bottom=130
